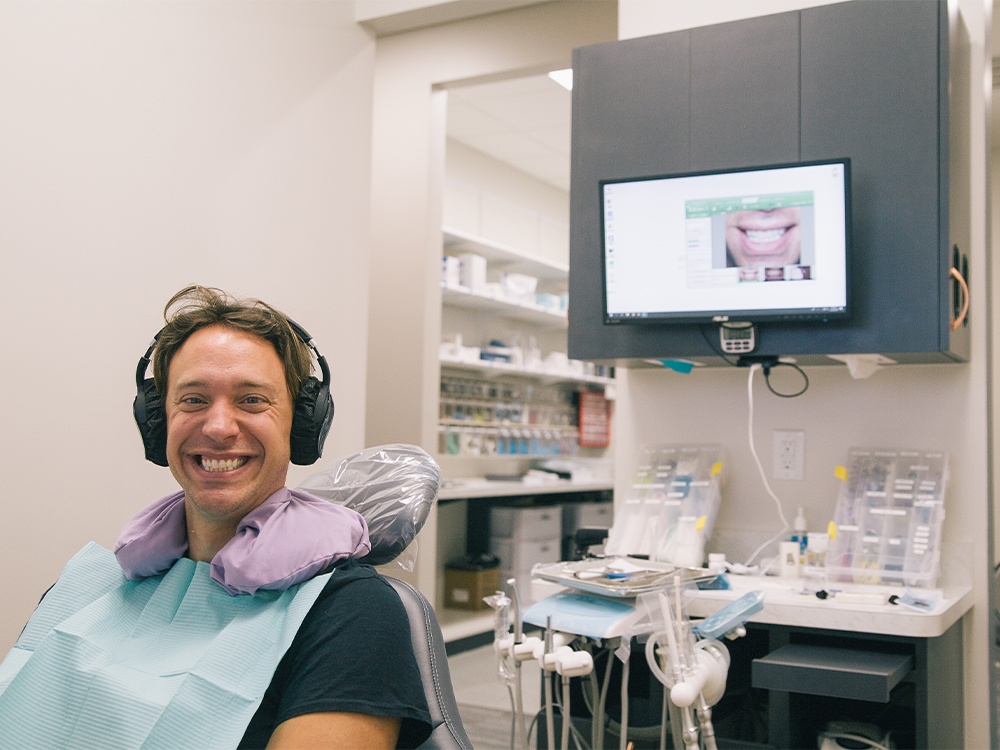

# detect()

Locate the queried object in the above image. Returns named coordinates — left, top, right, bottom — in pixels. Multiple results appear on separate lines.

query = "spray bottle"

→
left=790, top=506, right=808, bottom=559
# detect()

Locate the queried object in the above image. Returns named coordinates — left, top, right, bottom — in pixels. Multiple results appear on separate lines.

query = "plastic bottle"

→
left=790, top=506, right=808, bottom=557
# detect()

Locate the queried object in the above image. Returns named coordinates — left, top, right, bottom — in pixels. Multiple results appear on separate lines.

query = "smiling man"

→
left=0, top=286, right=432, bottom=750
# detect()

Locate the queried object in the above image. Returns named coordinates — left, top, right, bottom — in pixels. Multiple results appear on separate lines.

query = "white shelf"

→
left=443, top=226, right=568, bottom=282
left=439, top=354, right=614, bottom=386
left=438, top=420, right=578, bottom=431
left=438, top=478, right=614, bottom=501
left=441, top=283, right=567, bottom=328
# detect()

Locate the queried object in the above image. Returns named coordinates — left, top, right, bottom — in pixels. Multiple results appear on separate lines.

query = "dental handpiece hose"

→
left=507, top=579, right=529, bottom=750
left=544, top=617, right=555, bottom=750
left=561, top=675, right=571, bottom=750
left=697, top=694, right=718, bottom=750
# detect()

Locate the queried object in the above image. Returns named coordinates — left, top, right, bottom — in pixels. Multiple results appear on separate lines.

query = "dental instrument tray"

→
left=531, top=557, right=716, bottom=598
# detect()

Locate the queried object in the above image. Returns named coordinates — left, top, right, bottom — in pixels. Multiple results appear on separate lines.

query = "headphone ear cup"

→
left=290, top=376, right=334, bottom=465
left=134, top=378, right=169, bottom=467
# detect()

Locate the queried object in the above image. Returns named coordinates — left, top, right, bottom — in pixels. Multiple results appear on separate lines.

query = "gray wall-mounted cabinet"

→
left=568, top=0, right=969, bottom=366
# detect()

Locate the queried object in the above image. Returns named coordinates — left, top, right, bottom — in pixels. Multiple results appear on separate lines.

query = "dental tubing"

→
left=506, top=579, right=529, bottom=750
left=543, top=617, right=555, bottom=750
left=489, top=577, right=597, bottom=750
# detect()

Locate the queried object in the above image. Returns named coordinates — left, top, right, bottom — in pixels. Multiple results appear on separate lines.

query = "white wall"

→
left=0, top=2, right=376, bottom=653
left=617, top=1, right=992, bottom=746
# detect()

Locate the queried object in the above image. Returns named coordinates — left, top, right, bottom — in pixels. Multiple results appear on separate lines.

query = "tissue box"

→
left=502, top=272, right=538, bottom=304
left=445, top=559, right=500, bottom=610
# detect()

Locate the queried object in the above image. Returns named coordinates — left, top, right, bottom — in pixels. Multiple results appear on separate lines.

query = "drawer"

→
left=752, top=644, right=913, bottom=703
left=562, top=501, right=613, bottom=532
left=490, top=505, right=561, bottom=541
left=490, top=537, right=561, bottom=576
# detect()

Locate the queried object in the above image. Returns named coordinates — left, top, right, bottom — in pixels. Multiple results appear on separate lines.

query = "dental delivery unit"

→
left=484, top=555, right=764, bottom=750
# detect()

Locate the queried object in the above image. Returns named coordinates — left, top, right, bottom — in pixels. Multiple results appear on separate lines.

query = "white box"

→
left=459, top=253, right=487, bottom=291
left=490, top=505, right=561, bottom=541
left=562, top=501, right=613, bottom=533
left=490, top=537, right=561, bottom=581
left=442, top=256, right=461, bottom=287
left=490, top=538, right=561, bottom=570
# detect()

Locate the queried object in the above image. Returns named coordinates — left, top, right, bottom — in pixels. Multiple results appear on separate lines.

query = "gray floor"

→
left=448, top=643, right=542, bottom=750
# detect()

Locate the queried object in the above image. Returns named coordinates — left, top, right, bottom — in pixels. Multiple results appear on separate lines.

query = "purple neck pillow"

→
left=114, top=487, right=370, bottom=596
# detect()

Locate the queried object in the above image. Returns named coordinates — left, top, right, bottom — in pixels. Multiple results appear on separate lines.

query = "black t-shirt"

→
left=238, top=559, right=433, bottom=749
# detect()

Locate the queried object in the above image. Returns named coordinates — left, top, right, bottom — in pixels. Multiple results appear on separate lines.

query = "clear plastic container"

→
left=605, top=444, right=723, bottom=566
left=826, top=448, right=948, bottom=588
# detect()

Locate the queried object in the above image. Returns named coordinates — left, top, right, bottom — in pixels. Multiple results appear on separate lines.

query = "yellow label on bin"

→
left=834, top=465, right=848, bottom=481
left=695, top=516, right=706, bottom=532
left=711, top=461, right=722, bottom=476
left=828, top=521, right=837, bottom=540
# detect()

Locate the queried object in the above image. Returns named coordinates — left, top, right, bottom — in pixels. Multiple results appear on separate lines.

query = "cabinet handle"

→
left=950, top=266, right=969, bottom=331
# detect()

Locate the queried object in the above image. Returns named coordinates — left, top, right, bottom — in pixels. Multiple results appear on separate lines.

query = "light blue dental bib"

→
left=0, top=542, right=328, bottom=750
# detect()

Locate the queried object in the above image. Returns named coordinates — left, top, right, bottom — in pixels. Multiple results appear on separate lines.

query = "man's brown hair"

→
left=152, top=285, right=311, bottom=398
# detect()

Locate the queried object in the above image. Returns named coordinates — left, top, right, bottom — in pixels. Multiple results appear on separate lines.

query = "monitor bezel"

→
left=600, top=158, right=852, bottom=326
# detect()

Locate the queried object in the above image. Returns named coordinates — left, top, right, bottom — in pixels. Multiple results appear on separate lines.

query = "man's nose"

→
left=202, top=401, right=240, bottom=442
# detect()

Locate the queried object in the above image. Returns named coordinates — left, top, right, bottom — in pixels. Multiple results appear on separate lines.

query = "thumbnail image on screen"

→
left=686, top=192, right=814, bottom=286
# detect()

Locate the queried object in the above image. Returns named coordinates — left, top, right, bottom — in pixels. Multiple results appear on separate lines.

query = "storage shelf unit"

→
left=444, top=226, right=568, bottom=281
left=436, top=201, right=615, bottom=626
left=441, top=283, right=567, bottom=328
left=439, top=479, right=614, bottom=501
left=440, top=222, right=613, bottom=463
left=439, top=354, right=612, bottom=385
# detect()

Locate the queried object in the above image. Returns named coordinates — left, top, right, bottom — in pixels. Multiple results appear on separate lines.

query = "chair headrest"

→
left=297, top=444, right=440, bottom=566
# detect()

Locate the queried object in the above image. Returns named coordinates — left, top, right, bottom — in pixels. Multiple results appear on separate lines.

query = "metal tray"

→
left=531, top=557, right=716, bottom=598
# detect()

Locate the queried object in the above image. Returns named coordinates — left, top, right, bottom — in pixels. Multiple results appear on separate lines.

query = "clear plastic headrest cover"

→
left=297, top=444, right=440, bottom=571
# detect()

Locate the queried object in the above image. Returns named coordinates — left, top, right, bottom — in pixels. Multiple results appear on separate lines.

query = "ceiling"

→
left=446, top=72, right=572, bottom=193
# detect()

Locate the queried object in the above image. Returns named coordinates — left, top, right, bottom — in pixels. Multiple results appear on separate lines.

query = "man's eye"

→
left=182, top=397, right=205, bottom=406
left=242, top=396, right=268, bottom=407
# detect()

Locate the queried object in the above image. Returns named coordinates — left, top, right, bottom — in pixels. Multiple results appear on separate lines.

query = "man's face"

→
left=165, top=325, right=294, bottom=525
left=725, top=207, right=801, bottom=268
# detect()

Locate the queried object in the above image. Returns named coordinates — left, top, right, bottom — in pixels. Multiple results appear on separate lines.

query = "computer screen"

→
left=601, top=159, right=850, bottom=325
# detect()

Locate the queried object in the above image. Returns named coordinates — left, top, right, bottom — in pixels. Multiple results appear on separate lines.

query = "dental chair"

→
left=298, top=445, right=473, bottom=750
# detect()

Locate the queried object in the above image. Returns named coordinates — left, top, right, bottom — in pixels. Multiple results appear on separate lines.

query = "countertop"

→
left=686, top=574, right=973, bottom=639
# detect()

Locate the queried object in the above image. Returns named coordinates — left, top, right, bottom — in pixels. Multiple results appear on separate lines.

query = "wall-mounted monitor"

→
left=601, top=159, right=851, bottom=325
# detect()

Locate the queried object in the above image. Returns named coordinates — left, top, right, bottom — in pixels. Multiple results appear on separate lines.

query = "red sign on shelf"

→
left=578, top=391, right=611, bottom=448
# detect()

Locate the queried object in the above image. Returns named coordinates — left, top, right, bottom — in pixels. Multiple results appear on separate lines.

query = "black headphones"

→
left=133, top=319, right=334, bottom=467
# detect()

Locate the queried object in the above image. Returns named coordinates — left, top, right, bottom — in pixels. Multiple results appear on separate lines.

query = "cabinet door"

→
left=570, top=33, right=693, bottom=359
left=792, top=0, right=946, bottom=358
left=690, top=11, right=800, bottom=171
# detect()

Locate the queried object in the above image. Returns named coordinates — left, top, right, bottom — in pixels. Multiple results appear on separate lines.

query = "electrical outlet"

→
left=773, top=430, right=805, bottom=480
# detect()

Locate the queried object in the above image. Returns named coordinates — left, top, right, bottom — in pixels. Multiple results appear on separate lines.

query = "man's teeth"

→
left=745, top=228, right=787, bottom=243
left=200, top=457, right=248, bottom=472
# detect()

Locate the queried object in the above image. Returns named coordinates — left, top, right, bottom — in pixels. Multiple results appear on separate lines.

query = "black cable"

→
left=697, top=325, right=740, bottom=367
left=762, top=362, right=809, bottom=398
left=699, top=324, right=810, bottom=397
